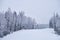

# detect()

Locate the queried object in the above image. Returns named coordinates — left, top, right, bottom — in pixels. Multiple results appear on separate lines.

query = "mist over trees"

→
left=0, top=8, right=37, bottom=37
left=49, top=13, right=60, bottom=35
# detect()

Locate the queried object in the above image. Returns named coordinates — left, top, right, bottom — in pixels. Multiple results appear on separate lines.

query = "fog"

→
left=0, top=0, right=60, bottom=24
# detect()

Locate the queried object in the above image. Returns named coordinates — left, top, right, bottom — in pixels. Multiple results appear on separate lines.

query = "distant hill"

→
left=35, top=24, right=49, bottom=29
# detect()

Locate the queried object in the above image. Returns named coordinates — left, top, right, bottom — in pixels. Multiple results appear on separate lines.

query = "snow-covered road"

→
left=1, top=28, right=60, bottom=40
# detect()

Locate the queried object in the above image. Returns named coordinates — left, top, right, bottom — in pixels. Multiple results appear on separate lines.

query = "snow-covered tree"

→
left=0, top=12, right=7, bottom=37
left=49, top=13, right=59, bottom=32
left=26, top=17, right=33, bottom=29
left=49, top=19, right=53, bottom=28
left=16, top=11, right=24, bottom=30
left=5, top=8, right=13, bottom=33
left=32, top=19, right=36, bottom=29
left=12, top=11, right=17, bottom=31
left=49, top=13, right=56, bottom=28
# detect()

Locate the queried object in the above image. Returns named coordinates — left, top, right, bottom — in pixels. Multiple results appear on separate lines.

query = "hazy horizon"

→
left=0, top=0, right=60, bottom=24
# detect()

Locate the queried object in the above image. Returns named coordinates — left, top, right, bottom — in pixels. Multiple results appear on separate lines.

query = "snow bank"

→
left=1, top=28, right=60, bottom=40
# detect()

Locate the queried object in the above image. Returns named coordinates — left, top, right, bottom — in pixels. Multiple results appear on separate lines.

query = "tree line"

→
left=0, top=8, right=36, bottom=37
left=49, top=13, right=60, bottom=35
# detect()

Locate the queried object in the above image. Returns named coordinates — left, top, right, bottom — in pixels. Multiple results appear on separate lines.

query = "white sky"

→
left=0, top=0, right=60, bottom=24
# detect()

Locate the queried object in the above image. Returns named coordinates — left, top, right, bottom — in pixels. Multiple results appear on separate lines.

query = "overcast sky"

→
left=0, top=0, right=60, bottom=24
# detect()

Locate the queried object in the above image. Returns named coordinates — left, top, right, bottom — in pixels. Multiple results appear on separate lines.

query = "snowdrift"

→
left=1, top=28, right=60, bottom=40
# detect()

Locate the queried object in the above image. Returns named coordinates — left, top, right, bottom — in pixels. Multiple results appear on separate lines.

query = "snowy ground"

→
left=1, top=28, right=60, bottom=40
